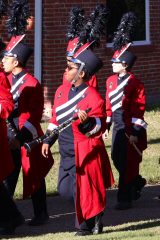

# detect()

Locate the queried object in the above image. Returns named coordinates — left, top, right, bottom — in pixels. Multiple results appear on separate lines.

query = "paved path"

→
left=9, top=184, right=160, bottom=237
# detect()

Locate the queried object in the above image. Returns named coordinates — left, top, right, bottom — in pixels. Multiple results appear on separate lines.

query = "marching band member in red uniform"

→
left=42, top=5, right=114, bottom=236
left=42, top=36, right=114, bottom=237
left=2, top=35, right=54, bottom=226
left=0, top=39, right=14, bottom=183
left=0, top=40, right=25, bottom=235
left=0, top=63, right=14, bottom=184
left=103, top=12, right=147, bottom=210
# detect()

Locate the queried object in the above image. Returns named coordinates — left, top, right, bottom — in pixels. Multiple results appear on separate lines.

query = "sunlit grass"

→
left=10, top=219, right=160, bottom=240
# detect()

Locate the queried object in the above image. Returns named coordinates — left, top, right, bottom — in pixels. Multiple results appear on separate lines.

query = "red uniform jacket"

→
left=8, top=72, right=54, bottom=198
left=49, top=83, right=114, bottom=223
left=0, top=71, right=14, bottom=182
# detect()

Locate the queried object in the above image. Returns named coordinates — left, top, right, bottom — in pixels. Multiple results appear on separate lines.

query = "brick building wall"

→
left=1, top=0, right=160, bottom=117
left=41, top=0, right=110, bottom=117
left=40, top=0, right=160, bottom=110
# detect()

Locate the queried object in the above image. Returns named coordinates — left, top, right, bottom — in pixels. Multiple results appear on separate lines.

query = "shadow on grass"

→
left=123, top=219, right=160, bottom=231
left=105, top=219, right=160, bottom=234
left=1, top=184, right=157, bottom=238
left=148, top=138, right=160, bottom=144
left=146, top=103, right=160, bottom=112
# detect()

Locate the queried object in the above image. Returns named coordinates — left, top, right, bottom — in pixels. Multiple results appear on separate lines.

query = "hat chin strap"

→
left=72, top=63, right=85, bottom=84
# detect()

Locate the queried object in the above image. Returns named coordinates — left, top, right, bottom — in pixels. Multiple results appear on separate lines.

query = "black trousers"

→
left=112, top=128, right=136, bottom=202
left=0, top=182, right=21, bottom=227
left=4, top=148, right=47, bottom=217
left=57, top=164, right=97, bottom=231
left=57, top=165, right=76, bottom=202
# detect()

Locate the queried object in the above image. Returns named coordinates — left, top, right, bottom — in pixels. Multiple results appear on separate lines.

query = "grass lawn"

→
left=13, top=106, right=160, bottom=240
left=12, top=220, right=160, bottom=240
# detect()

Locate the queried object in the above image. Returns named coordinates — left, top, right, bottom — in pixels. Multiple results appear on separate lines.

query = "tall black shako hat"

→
left=4, top=35, right=33, bottom=66
left=72, top=46, right=103, bottom=76
left=68, top=4, right=109, bottom=75
left=4, top=0, right=32, bottom=66
left=111, top=12, right=137, bottom=68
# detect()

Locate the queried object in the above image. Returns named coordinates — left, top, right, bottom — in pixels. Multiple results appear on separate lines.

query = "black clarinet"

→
left=6, top=118, right=18, bottom=138
left=24, top=107, right=91, bottom=153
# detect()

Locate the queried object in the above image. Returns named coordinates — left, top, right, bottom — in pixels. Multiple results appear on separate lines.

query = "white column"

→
left=34, top=0, right=42, bottom=82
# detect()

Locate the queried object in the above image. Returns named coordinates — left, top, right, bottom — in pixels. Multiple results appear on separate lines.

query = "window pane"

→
left=107, top=0, right=146, bottom=43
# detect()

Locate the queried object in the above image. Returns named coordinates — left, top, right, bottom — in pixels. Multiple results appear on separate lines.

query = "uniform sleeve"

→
left=43, top=90, right=60, bottom=146
left=16, top=82, right=44, bottom=143
left=131, top=82, right=147, bottom=136
left=78, top=117, right=102, bottom=137
left=42, top=129, right=58, bottom=146
left=123, top=79, right=147, bottom=136
left=47, top=91, right=59, bottom=130
left=0, top=73, right=14, bottom=119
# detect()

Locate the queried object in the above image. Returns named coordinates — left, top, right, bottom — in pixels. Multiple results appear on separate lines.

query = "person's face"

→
left=2, top=55, right=18, bottom=73
left=65, top=61, right=79, bottom=82
left=112, top=62, right=127, bottom=74
left=63, top=56, right=73, bottom=79
left=66, top=56, right=72, bottom=63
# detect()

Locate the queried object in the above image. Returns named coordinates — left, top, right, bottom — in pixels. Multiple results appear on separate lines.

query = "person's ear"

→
left=79, top=70, right=85, bottom=78
left=14, top=59, right=19, bottom=67
left=124, top=63, right=128, bottom=69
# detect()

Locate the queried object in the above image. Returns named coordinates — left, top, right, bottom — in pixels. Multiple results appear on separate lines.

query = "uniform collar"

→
left=71, top=82, right=87, bottom=92
left=118, top=73, right=130, bottom=81
left=12, top=70, right=26, bottom=80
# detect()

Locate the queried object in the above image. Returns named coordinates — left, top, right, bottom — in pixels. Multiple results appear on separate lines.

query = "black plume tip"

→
left=0, top=0, right=8, bottom=17
left=89, top=4, right=110, bottom=47
left=7, top=0, right=31, bottom=36
left=113, top=11, right=137, bottom=51
left=78, top=4, right=110, bottom=49
left=66, top=6, right=85, bottom=41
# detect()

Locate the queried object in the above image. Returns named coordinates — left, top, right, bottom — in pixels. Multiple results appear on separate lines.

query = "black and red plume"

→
left=7, top=0, right=31, bottom=36
left=76, top=4, right=110, bottom=51
left=66, top=6, right=85, bottom=41
left=113, top=12, right=137, bottom=51
left=86, top=4, right=110, bottom=47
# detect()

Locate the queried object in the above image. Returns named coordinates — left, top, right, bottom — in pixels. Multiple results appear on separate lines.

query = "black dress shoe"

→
left=135, top=176, right=146, bottom=192
left=92, top=212, right=104, bottom=234
left=115, top=201, right=132, bottom=210
left=92, top=223, right=103, bottom=234
left=132, top=176, right=146, bottom=201
left=28, top=212, right=49, bottom=226
left=75, top=229, right=92, bottom=236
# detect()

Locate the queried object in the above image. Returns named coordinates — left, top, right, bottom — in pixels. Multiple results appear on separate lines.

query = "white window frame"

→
left=106, top=0, right=150, bottom=48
